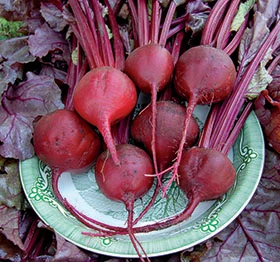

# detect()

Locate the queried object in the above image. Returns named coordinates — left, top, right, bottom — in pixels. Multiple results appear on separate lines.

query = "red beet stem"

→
left=103, top=0, right=125, bottom=70
left=150, top=0, right=162, bottom=43
left=51, top=169, right=65, bottom=205
left=223, top=15, right=248, bottom=55
left=89, top=0, right=114, bottom=67
left=137, top=0, right=149, bottom=46
left=215, top=0, right=240, bottom=50
left=200, top=0, right=231, bottom=46
left=158, top=1, right=178, bottom=46
left=133, top=194, right=200, bottom=233
left=127, top=0, right=139, bottom=47
left=63, top=198, right=128, bottom=234
left=68, top=0, right=103, bottom=68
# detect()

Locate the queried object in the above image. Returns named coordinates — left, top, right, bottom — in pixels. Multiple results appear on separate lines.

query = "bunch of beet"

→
left=30, top=0, right=280, bottom=261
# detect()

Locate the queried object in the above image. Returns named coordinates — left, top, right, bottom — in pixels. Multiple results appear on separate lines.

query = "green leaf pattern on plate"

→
left=28, top=161, right=70, bottom=217
left=237, top=129, right=258, bottom=173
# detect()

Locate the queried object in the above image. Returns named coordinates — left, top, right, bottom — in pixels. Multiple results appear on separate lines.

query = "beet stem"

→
left=137, top=0, right=149, bottom=46
left=151, top=85, right=160, bottom=180
left=68, top=0, right=103, bottom=68
left=221, top=102, right=253, bottom=155
left=150, top=0, right=162, bottom=44
left=223, top=15, right=248, bottom=55
left=103, top=0, right=126, bottom=70
left=63, top=198, right=128, bottom=234
left=215, top=0, right=240, bottom=49
left=127, top=0, right=139, bottom=47
left=133, top=194, right=200, bottom=233
left=200, top=0, right=231, bottom=46
left=158, top=1, right=177, bottom=47
left=198, top=104, right=221, bottom=148
left=171, top=31, right=184, bottom=65
left=90, top=0, right=115, bottom=67
left=51, top=169, right=65, bottom=205
left=127, top=201, right=151, bottom=262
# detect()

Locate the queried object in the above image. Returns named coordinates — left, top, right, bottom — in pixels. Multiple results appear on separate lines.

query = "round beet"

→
left=33, top=109, right=101, bottom=202
left=95, top=144, right=154, bottom=204
left=95, top=144, right=154, bottom=260
left=174, top=46, right=236, bottom=104
left=73, top=66, right=137, bottom=165
left=131, top=100, right=199, bottom=171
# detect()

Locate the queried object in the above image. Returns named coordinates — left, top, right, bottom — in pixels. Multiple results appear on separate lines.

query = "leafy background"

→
left=0, top=0, right=280, bottom=261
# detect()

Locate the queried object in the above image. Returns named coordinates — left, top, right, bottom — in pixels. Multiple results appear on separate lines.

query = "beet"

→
left=131, top=100, right=199, bottom=171
left=33, top=109, right=101, bottom=203
left=73, top=66, right=137, bottom=165
left=94, top=144, right=154, bottom=261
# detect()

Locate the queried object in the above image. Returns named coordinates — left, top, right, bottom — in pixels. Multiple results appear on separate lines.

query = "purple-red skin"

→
left=131, top=100, right=199, bottom=171
left=73, top=66, right=137, bottom=165
left=33, top=109, right=101, bottom=174
left=124, top=43, right=174, bottom=93
left=33, top=109, right=101, bottom=202
left=174, top=45, right=237, bottom=105
left=94, top=144, right=154, bottom=206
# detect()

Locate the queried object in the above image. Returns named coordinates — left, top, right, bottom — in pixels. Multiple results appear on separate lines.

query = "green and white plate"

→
left=19, top=108, right=264, bottom=258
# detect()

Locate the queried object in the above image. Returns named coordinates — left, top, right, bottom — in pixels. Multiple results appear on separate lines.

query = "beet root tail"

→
left=100, top=120, right=120, bottom=165
left=162, top=99, right=196, bottom=195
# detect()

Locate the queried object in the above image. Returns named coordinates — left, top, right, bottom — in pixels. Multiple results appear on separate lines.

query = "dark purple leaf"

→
left=0, top=63, right=20, bottom=94
left=0, top=234, right=24, bottom=262
left=40, top=1, right=68, bottom=32
left=0, top=72, right=64, bottom=160
left=0, top=36, right=36, bottom=65
left=28, top=23, right=70, bottom=64
left=54, top=232, right=98, bottom=262
left=185, top=0, right=211, bottom=40
left=0, top=205, right=24, bottom=251
left=0, top=0, right=41, bottom=22
left=267, top=65, right=280, bottom=101
left=0, top=157, right=24, bottom=209
left=0, top=36, right=36, bottom=93
left=40, top=64, right=67, bottom=83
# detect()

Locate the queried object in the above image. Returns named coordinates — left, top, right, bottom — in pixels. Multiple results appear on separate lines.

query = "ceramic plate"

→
left=20, top=108, right=265, bottom=258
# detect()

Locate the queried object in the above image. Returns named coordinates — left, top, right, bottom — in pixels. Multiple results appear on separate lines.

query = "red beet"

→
left=94, top=144, right=154, bottom=261
left=131, top=100, right=199, bottom=171
left=73, top=66, right=137, bottom=165
left=125, top=44, right=174, bottom=173
left=33, top=109, right=101, bottom=203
